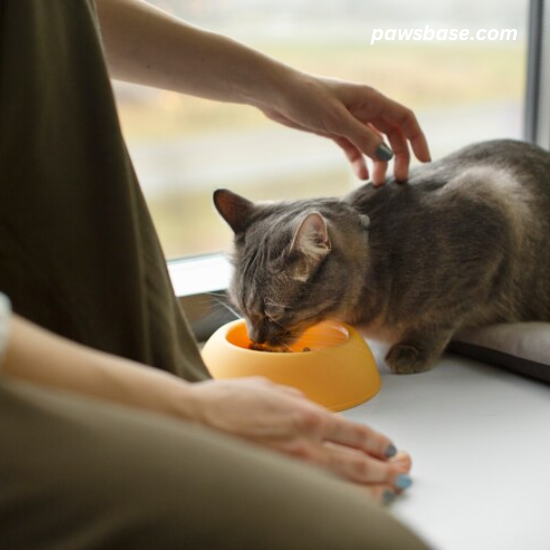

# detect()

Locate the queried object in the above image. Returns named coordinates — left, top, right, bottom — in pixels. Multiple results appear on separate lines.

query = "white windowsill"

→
left=168, top=254, right=236, bottom=341
left=168, top=253, right=232, bottom=297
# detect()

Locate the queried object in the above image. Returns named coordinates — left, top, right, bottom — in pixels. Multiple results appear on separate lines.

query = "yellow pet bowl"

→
left=202, top=319, right=381, bottom=412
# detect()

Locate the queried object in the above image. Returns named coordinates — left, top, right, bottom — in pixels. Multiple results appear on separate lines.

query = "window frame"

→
left=525, top=0, right=550, bottom=146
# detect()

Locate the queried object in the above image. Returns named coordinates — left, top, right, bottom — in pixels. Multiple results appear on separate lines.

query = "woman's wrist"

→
left=165, top=378, right=209, bottom=423
left=233, top=51, right=299, bottom=110
left=84, top=345, right=207, bottom=421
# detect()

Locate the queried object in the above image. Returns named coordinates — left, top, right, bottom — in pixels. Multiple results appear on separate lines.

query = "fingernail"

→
left=383, top=490, right=396, bottom=505
left=395, top=474, right=413, bottom=490
left=375, top=142, right=394, bottom=161
left=385, top=444, right=397, bottom=458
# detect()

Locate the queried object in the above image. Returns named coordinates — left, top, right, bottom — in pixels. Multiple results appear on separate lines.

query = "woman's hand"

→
left=4, top=314, right=412, bottom=504
left=260, top=72, right=431, bottom=185
left=184, top=376, right=412, bottom=504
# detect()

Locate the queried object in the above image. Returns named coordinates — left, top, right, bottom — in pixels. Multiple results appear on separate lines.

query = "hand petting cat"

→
left=258, top=73, right=431, bottom=185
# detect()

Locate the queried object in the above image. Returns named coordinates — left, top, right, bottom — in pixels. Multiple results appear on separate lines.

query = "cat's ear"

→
left=290, top=212, right=331, bottom=259
left=213, top=189, right=255, bottom=234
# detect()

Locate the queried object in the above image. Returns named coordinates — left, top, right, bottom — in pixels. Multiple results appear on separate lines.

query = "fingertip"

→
left=415, top=151, right=431, bottom=164
left=411, top=135, right=431, bottom=163
left=372, top=160, right=388, bottom=186
left=420, top=151, right=432, bottom=163
left=390, top=451, right=413, bottom=473
left=375, top=142, right=394, bottom=162
left=394, top=473, right=413, bottom=490
left=422, top=141, right=432, bottom=162
left=354, top=161, right=369, bottom=181
left=393, top=168, right=409, bottom=184
left=385, top=443, right=397, bottom=458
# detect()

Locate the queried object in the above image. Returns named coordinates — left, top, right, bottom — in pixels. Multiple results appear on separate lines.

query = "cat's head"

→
left=213, top=189, right=370, bottom=350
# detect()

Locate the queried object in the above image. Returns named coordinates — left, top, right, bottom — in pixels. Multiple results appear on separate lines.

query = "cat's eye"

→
left=264, top=306, right=285, bottom=321
left=263, top=298, right=291, bottom=321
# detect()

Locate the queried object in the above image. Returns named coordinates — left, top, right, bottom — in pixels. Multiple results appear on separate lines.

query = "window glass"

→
left=113, top=0, right=528, bottom=259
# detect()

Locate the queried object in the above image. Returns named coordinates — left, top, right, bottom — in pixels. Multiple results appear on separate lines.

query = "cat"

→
left=213, top=139, right=550, bottom=374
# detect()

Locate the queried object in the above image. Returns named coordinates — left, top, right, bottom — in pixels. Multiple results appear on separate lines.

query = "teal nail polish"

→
left=383, top=490, right=396, bottom=505
left=375, top=143, right=394, bottom=161
left=395, top=474, right=413, bottom=490
left=385, top=444, right=397, bottom=458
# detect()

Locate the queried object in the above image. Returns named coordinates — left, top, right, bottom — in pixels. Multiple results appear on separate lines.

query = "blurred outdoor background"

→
left=113, top=0, right=528, bottom=259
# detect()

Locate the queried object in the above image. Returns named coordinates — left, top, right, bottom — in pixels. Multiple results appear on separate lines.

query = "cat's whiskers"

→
left=208, top=291, right=228, bottom=297
left=265, top=314, right=286, bottom=330
left=208, top=293, right=241, bottom=319
left=280, top=342, right=294, bottom=353
left=264, top=297, right=293, bottom=310
left=197, top=296, right=230, bottom=324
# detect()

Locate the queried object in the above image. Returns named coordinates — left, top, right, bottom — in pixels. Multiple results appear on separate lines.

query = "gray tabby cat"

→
left=214, top=139, right=550, bottom=374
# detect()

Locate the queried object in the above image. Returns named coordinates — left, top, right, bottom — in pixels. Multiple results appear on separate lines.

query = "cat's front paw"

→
left=385, top=344, right=436, bottom=374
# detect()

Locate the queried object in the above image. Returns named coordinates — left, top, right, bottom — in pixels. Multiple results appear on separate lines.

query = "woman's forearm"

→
left=95, top=0, right=293, bottom=109
left=3, top=315, right=197, bottom=418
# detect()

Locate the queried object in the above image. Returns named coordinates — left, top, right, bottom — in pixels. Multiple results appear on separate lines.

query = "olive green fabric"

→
left=0, top=0, right=209, bottom=381
left=0, top=378, right=431, bottom=550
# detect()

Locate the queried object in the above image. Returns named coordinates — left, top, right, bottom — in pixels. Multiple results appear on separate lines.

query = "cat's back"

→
left=422, top=138, right=550, bottom=177
left=348, top=139, right=550, bottom=228
left=350, top=139, right=550, bottom=200
left=346, top=139, right=550, bottom=322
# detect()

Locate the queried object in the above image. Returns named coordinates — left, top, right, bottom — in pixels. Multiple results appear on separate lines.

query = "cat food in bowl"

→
left=202, top=319, right=381, bottom=412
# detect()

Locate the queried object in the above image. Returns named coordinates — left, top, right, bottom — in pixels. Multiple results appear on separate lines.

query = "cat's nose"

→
left=246, top=320, right=266, bottom=344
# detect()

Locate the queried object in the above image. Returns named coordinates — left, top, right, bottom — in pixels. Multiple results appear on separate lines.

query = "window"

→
left=113, top=0, right=529, bottom=262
